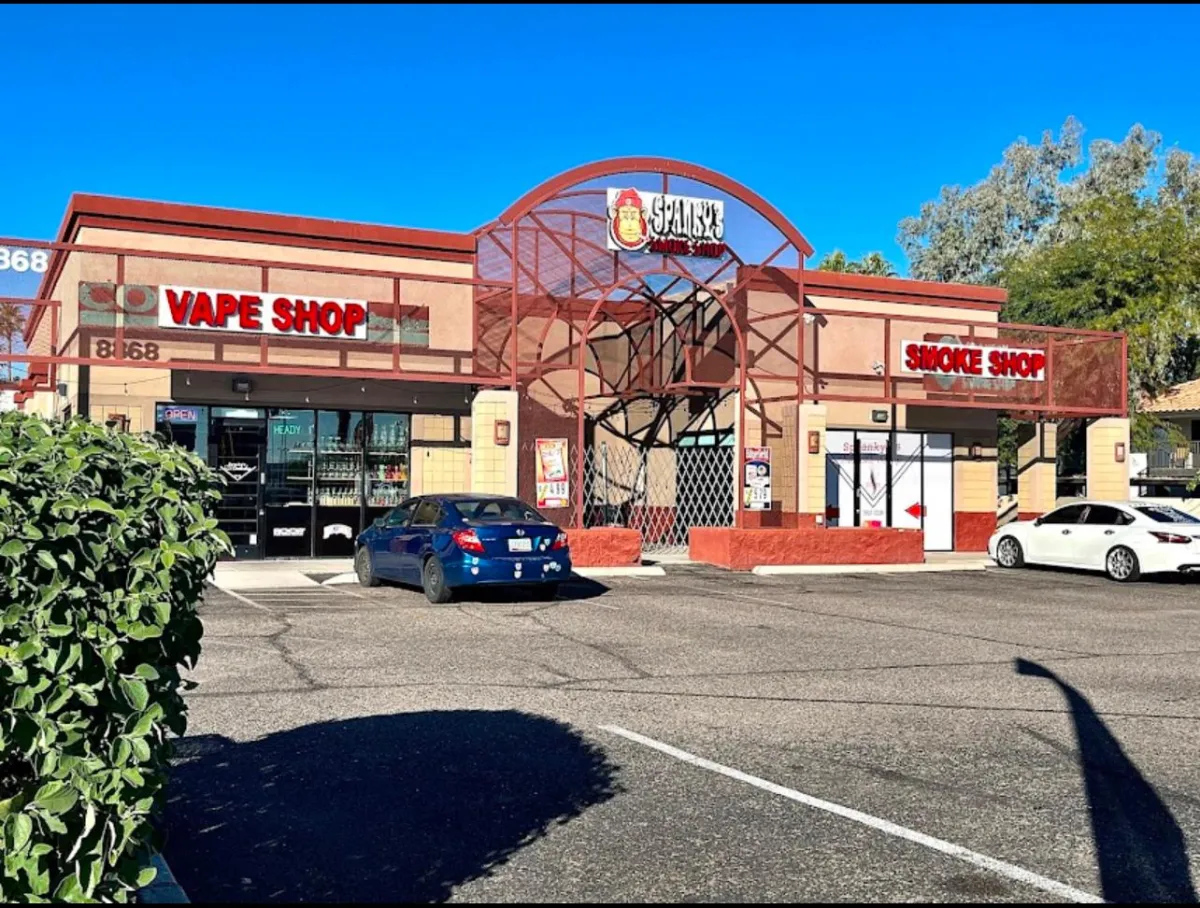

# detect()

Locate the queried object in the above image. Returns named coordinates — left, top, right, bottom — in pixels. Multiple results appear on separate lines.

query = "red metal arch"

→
left=494, top=156, right=814, bottom=258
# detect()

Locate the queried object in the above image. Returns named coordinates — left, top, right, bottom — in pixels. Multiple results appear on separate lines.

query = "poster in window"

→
left=536, top=438, right=569, bottom=509
left=744, top=446, right=771, bottom=510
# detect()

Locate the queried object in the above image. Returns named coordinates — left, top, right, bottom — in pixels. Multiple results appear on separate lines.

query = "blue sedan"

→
left=354, top=494, right=572, bottom=603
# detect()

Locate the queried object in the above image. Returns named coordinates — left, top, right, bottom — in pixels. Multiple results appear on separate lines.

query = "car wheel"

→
left=1105, top=546, right=1141, bottom=583
left=995, top=536, right=1024, bottom=569
left=355, top=547, right=380, bottom=587
left=423, top=557, right=453, bottom=604
left=532, top=583, right=559, bottom=602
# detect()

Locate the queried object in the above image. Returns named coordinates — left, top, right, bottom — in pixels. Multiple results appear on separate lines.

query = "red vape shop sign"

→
left=900, top=339, right=1046, bottom=382
left=158, top=285, right=369, bottom=340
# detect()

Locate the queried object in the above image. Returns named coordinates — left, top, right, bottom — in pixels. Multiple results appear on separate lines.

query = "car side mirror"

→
left=1033, top=517, right=1043, bottom=527
left=373, top=517, right=385, bottom=529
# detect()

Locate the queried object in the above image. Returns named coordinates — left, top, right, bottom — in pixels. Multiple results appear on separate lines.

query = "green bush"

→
left=0, top=413, right=228, bottom=902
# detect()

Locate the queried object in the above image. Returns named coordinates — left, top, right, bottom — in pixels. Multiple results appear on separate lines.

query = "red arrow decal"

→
left=905, top=503, right=923, bottom=519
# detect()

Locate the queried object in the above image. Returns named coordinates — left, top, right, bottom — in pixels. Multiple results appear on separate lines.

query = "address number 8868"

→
left=0, top=248, right=50, bottom=274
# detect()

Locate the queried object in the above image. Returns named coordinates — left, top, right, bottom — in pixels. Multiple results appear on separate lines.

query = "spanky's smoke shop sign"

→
left=607, top=188, right=726, bottom=258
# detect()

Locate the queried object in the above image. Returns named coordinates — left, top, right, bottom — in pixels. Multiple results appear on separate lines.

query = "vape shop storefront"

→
left=155, top=404, right=413, bottom=559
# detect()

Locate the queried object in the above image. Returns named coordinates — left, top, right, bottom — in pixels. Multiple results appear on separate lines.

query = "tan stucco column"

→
left=470, top=389, right=519, bottom=496
left=796, top=403, right=827, bottom=526
left=1017, top=421, right=1058, bottom=519
left=1086, top=417, right=1131, bottom=501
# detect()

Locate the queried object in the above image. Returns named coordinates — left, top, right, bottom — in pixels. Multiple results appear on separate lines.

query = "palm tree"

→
left=0, top=302, right=25, bottom=384
left=816, top=249, right=898, bottom=277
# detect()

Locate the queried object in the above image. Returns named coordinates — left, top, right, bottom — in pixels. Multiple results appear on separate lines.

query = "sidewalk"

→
left=752, top=552, right=993, bottom=576
left=211, top=559, right=352, bottom=591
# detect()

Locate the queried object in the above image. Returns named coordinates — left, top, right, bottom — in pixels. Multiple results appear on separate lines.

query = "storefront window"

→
left=154, top=404, right=209, bottom=462
left=365, top=413, right=410, bottom=522
left=264, top=409, right=315, bottom=558
left=315, top=410, right=364, bottom=556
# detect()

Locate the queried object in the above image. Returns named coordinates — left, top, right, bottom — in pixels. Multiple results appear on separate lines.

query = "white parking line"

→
left=600, top=725, right=1104, bottom=904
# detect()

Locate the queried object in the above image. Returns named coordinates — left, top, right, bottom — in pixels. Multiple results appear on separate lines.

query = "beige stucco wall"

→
left=1017, top=422, right=1058, bottom=516
left=471, top=390, right=518, bottom=495
left=411, top=447, right=471, bottom=495
left=796, top=403, right=827, bottom=517
left=36, top=226, right=478, bottom=407
left=1087, top=417, right=1131, bottom=501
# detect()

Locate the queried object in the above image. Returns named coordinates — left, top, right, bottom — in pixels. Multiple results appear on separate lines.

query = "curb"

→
left=752, top=561, right=992, bottom=576
left=140, top=852, right=188, bottom=904
left=573, top=566, right=667, bottom=578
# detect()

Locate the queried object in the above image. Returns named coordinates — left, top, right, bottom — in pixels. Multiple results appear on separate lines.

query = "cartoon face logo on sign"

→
left=609, top=188, right=650, bottom=252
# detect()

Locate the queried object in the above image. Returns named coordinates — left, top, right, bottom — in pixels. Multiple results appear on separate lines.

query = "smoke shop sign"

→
left=606, top=187, right=726, bottom=258
left=158, top=285, right=369, bottom=340
left=901, top=340, right=1046, bottom=382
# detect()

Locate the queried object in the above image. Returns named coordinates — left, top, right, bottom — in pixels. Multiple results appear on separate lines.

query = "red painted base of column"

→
left=566, top=528, right=642, bottom=567
left=954, top=512, right=997, bottom=552
left=690, top=527, right=924, bottom=571
left=1016, top=511, right=1042, bottom=522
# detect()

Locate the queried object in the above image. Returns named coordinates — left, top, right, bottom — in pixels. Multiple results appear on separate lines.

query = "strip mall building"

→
left=3, top=158, right=1129, bottom=567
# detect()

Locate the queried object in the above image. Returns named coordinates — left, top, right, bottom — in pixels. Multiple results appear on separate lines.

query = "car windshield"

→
left=1133, top=505, right=1200, bottom=524
left=453, top=498, right=547, bottom=522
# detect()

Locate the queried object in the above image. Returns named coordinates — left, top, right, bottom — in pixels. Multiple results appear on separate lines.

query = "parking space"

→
left=165, top=567, right=1200, bottom=902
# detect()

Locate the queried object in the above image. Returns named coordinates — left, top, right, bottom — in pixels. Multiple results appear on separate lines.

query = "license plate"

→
left=507, top=538, right=533, bottom=553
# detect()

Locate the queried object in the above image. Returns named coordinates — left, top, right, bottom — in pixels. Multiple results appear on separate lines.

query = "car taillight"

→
left=452, top=529, right=485, bottom=554
left=1149, top=531, right=1192, bottom=544
left=550, top=531, right=568, bottom=551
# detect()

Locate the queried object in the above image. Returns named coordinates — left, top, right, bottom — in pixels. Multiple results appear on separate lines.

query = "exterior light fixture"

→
left=970, top=442, right=983, bottom=460
left=232, top=377, right=252, bottom=395
left=495, top=420, right=511, bottom=446
left=1115, top=442, right=1126, bottom=463
left=808, top=430, right=821, bottom=454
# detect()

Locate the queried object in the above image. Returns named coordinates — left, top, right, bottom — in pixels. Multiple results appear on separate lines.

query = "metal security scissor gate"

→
left=582, top=441, right=734, bottom=555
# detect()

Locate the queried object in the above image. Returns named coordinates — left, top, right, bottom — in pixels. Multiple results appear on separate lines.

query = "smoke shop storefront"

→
left=9, top=159, right=1129, bottom=562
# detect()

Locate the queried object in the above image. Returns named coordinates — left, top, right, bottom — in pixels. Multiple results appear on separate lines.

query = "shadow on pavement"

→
left=377, top=575, right=611, bottom=604
left=455, top=576, right=611, bottom=603
left=162, top=710, right=621, bottom=902
left=1015, top=658, right=1198, bottom=903
left=1015, top=564, right=1200, bottom=585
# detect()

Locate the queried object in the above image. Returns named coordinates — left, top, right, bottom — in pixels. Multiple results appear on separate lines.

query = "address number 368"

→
left=0, top=248, right=50, bottom=273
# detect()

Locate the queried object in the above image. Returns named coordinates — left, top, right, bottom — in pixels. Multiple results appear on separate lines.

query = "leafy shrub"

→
left=0, top=413, right=228, bottom=902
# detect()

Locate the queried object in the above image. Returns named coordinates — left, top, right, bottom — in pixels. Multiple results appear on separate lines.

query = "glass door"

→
left=209, top=407, right=266, bottom=559
left=365, top=413, right=411, bottom=526
left=263, top=408, right=316, bottom=558
left=316, top=410, right=364, bottom=557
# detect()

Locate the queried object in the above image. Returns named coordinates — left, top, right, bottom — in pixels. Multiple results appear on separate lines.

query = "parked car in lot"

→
left=989, top=500, right=1200, bottom=582
left=354, top=494, right=572, bottom=602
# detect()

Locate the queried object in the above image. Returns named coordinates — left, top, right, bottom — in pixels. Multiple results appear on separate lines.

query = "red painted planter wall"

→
left=689, top=527, right=924, bottom=571
left=953, top=512, right=996, bottom=552
left=568, top=528, right=642, bottom=567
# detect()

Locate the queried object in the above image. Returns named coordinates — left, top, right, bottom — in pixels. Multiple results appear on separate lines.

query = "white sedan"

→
left=989, top=500, right=1200, bottom=582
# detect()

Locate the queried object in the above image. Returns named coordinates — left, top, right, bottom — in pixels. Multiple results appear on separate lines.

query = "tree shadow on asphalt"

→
left=1015, top=658, right=1198, bottom=903
left=161, top=710, right=622, bottom=902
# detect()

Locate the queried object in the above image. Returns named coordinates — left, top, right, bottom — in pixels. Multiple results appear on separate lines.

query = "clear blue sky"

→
left=2, top=3, right=1198, bottom=275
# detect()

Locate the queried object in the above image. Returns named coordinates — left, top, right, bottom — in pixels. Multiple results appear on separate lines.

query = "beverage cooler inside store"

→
left=257, top=408, right=412, bottom=558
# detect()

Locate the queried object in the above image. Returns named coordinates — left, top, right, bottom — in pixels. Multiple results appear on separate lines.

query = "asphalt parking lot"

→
left=163, top=565, right=1200, bottom=903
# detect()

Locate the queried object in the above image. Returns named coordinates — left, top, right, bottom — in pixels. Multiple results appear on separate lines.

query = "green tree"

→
left=896, top=118, right=1194, bottom=285
left=1001, top=194, right=1200, bottom=449
left=816, top=249, right=897, bottom=277
left=897, top=118, right=1200, bottom=466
